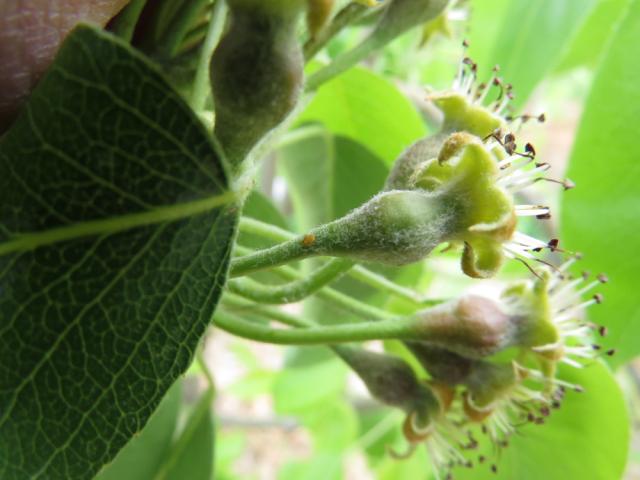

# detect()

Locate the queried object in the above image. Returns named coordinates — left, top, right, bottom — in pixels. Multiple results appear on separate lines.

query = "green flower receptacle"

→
left=432, top=91, right=504, bottom=138
left=309, top=189, right=456, bottom=265
left=412, top=136, right=516, bottom=278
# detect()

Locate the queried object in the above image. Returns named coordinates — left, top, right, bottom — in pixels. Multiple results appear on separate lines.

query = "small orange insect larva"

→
left=302, top=233, right=316, bottom=247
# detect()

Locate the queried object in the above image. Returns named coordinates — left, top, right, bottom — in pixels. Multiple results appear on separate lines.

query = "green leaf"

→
left=455, top=363, right=629, bottom=480
left=296, top=67, right=427, bottom=165
left=278, top=131, right=389, bottom=229
left=561, top=0, right=640, bottom=366
left=467, top=0, right=511, bottom=72
left=278, top=454, right=342, bottom=480
left=156, top=389, right=215, bottom=480
left=0, top=25, right=236, bottom=479
left=377, top=447, right=432, bottom=480
left=484, top=0, right=597, bottom=107
left=273, top=358, right=347, bottom=415
left=238, top=191, right=289, bottom=250
left=96, top=381, right=182, bottom=480
left=556, top=0, right=631, bottom=72
left=213, top=432, right=246, bottom=480
left=303, top=399, right=358, bottom=453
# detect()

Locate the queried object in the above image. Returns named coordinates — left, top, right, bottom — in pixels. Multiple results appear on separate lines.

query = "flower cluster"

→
left=385, top=256, right=610, bottom=478
left=344, top=48, right=612, bottom=478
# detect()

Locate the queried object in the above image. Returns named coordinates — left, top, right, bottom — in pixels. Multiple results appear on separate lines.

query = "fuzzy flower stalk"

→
left=232, top=52, right=572, bottom=279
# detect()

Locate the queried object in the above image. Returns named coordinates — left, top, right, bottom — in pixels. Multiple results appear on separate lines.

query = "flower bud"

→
left=210, top=0, right=305, bottom=168
left=336, top=346, right=439, bottom=415
left=295, top=131, right=550, bottom=277
left=372, top=0, right=450, bottom=47
left=405, top=343, right=473, bottom=385
left=336, top=347, right=470, bottom=473
left=385, top=133, right=448, bottom=190
left=306, top=0, right=335, bottom=39
left=311, top=135, right=511, bottom=271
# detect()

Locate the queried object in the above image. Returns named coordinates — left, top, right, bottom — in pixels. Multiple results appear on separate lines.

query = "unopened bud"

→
left=210, top=0, right=305, bottom=168
left=335, top=346, right=439, bottom=414
left=306, top=0, right=335, bottom=39
left=373, top=0, right=450, bottom=47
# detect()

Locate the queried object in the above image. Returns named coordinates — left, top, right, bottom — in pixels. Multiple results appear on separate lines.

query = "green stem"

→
left=231, top=248, right=391, bottom=320
left=213, top=309, right=424, bottom=345
left=222, top=293, right=313, bottom=327
left=305, top=0, right=449, bottom=90
left=110, top=0, right=148, bottom=42
left=303, top=2, right=372, bottom=60
left=190, top=0, right=227, bottom=111
left=306, top=35, right=382, bottom=90
left=227, top=258, right=354, bottom=304
left=233, top=245, right=299, bottom=279
left=229, top=238, right=310, bottom=277
left=156, top=0, right=211, bottom=58
left=276, top=124, right=328, bottom=149
left=237, top=217, right=429, bottom=305
left=227, top=266, right=392, bottom=320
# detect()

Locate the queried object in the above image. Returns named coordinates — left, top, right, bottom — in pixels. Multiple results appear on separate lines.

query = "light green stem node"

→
left=236, top=217, right=429, bottom=305
left=227, top=258, right=354, bottom=304
left=306, top=0, right=449, bottom=90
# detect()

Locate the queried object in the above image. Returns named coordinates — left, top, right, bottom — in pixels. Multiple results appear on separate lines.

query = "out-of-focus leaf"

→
left=96, top=382, right=182, bottom=480
left=377, top=447, right=432, bottom=480
left=157, top=389, right=215, bottom=480
left=278, top=454, right=342, bottom=480
left=484, top=0, right=597, bottom=107
left=455, top=362, right=629, bottom=480
left=273, top=358, right=347, bottom=414
left=213, top=432, right=246, bottom=480
left=278, top=131, right=389, bottom=229
left=227, top=344, right=275, bottom=398
left=467, top=0, right=511, bottom=72
left=296, top=67, right=427, bottom=164
left=239, top=191, right=289, bottom=250
left=556, top=0, right=631, bottom=72
left=303, top=399, right=359, bottom=453
left=561, top=0, right=640, bottom=365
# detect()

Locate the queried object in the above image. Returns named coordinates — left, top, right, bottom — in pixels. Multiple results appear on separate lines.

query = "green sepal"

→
left=413, top=137, right=516, bottom=278
left=432, top=92, right=504, bottom=137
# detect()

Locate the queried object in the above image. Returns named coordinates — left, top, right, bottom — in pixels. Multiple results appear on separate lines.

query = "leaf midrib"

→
left=0, top=190, right=236, bottom=256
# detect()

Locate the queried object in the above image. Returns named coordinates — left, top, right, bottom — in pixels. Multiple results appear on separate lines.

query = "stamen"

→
left=514, top=205, right=550, bottom=217
left=499, top=163, right=551, bottom=190
left=504, top=251, right=542, bottom=279
left=536, top=177, right=576, bottom=190
left=512, top=231, right=550, bottom=250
